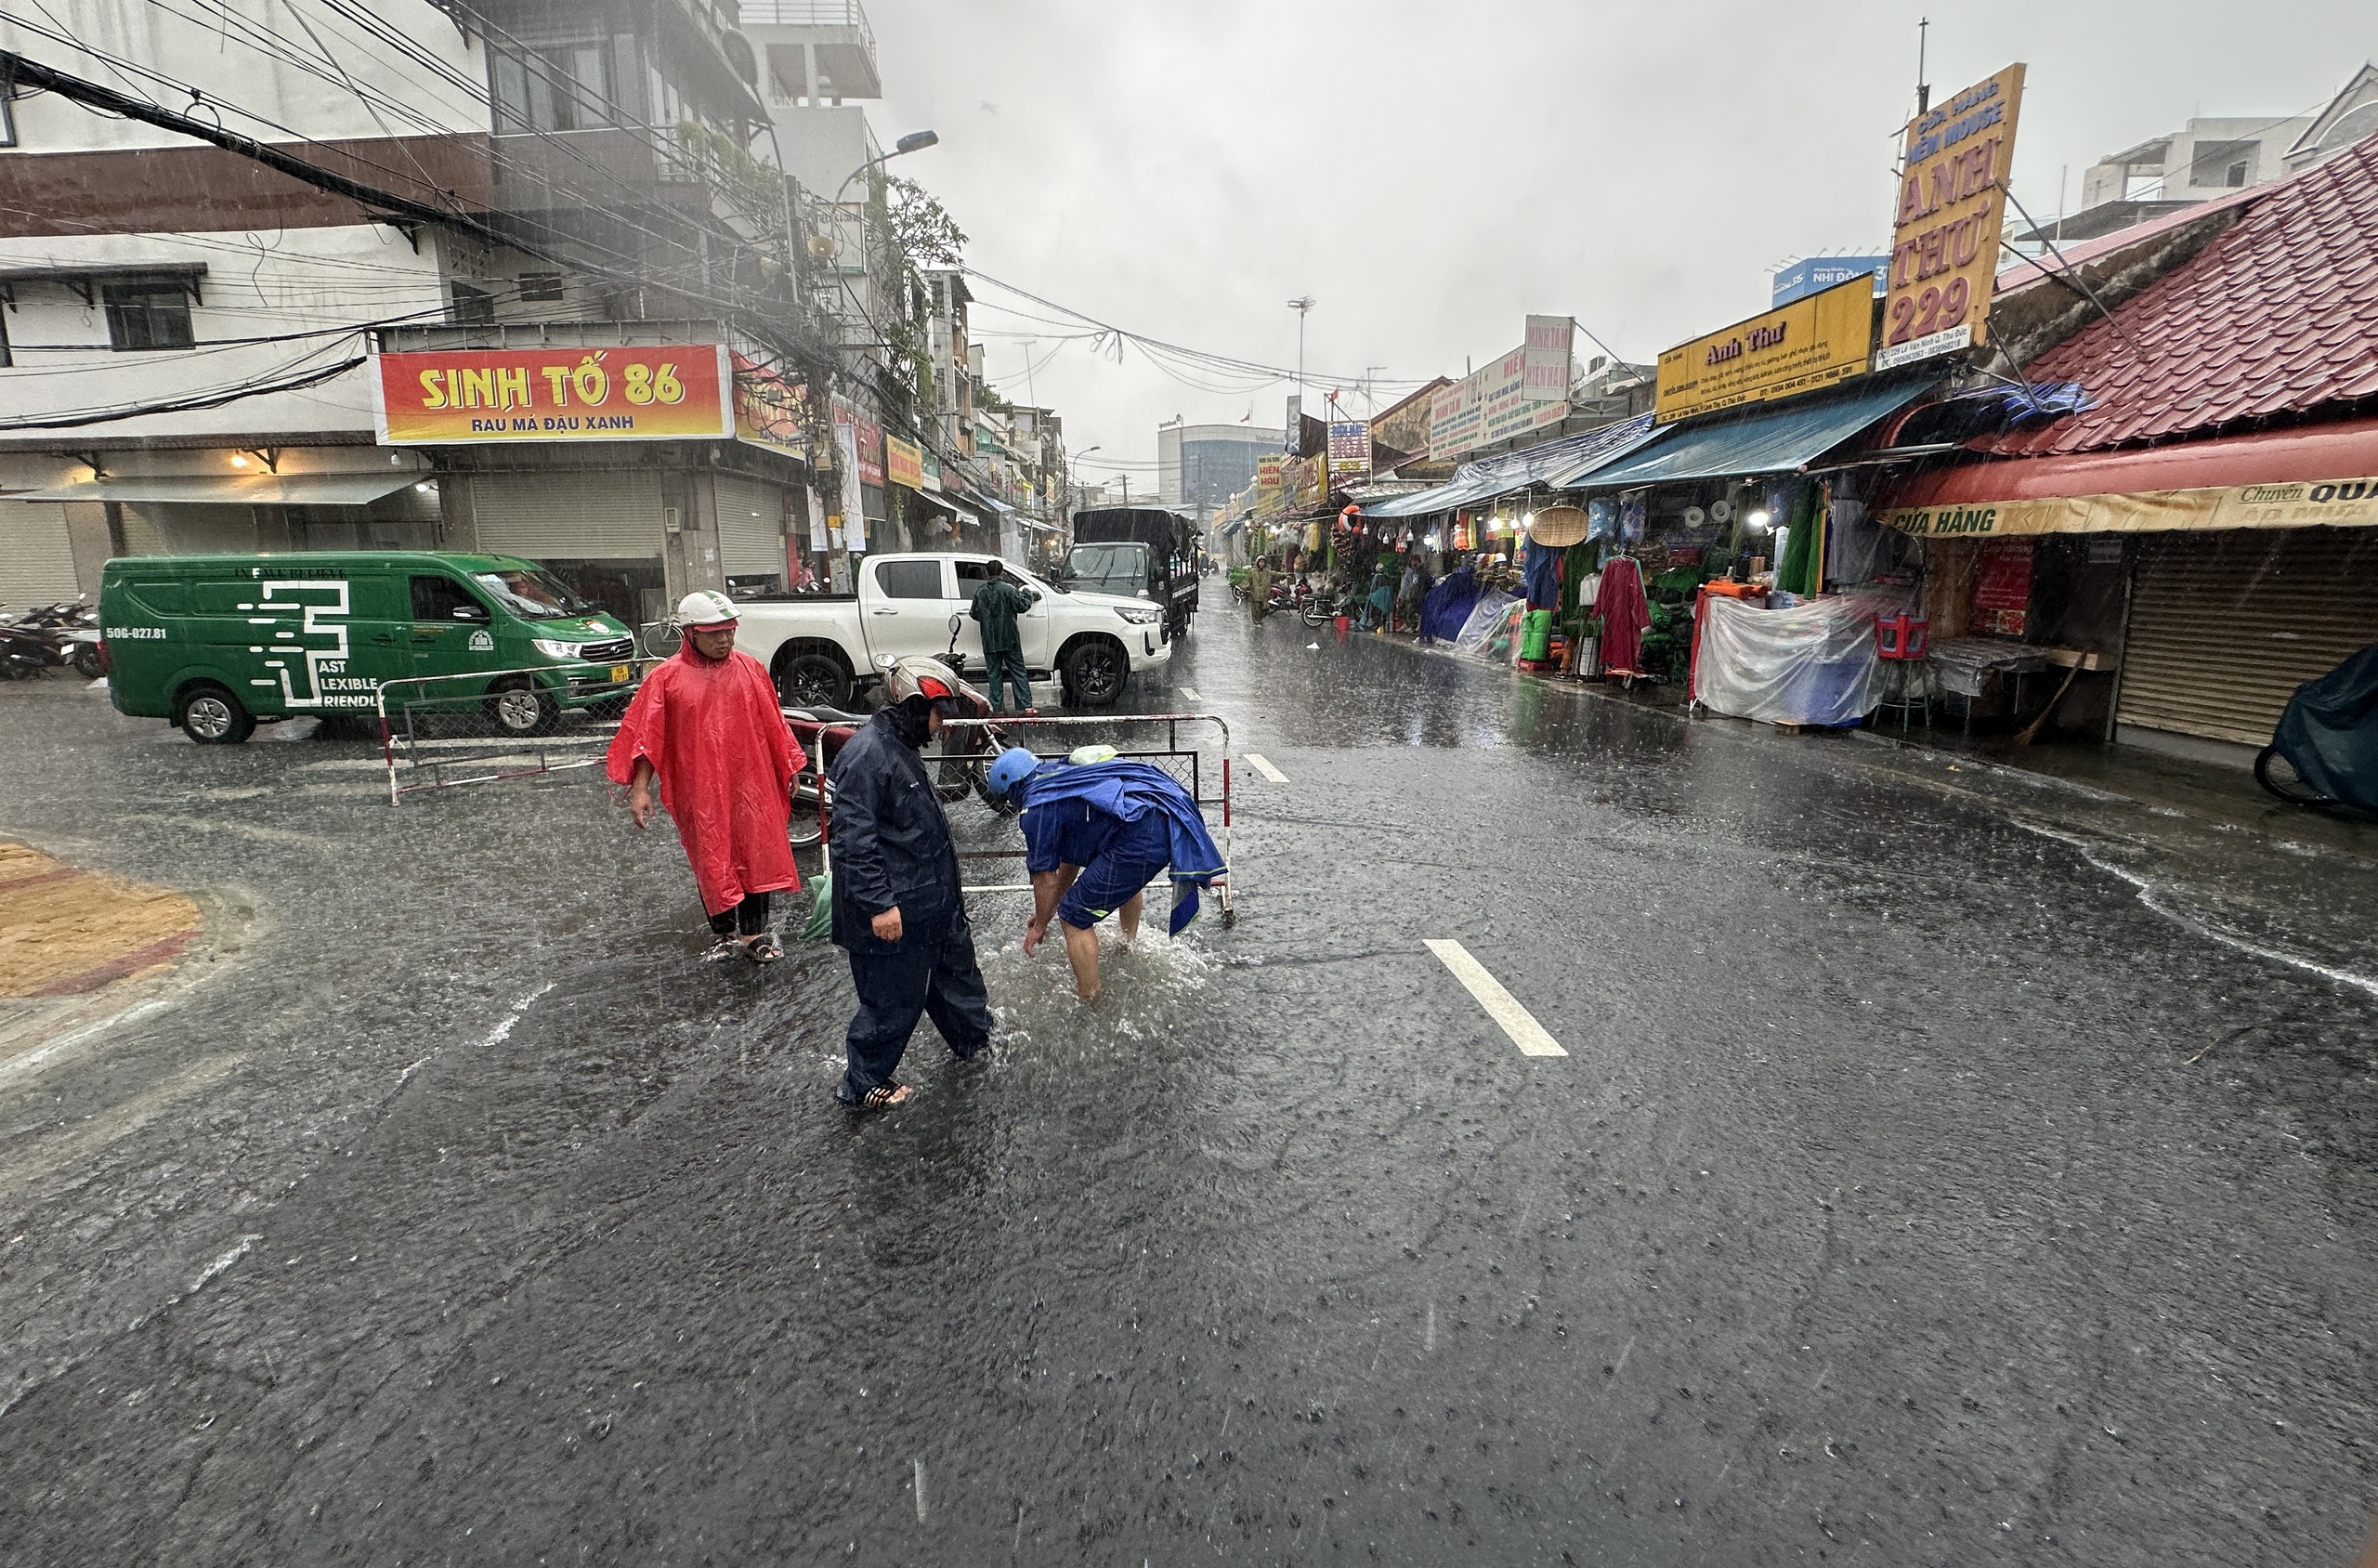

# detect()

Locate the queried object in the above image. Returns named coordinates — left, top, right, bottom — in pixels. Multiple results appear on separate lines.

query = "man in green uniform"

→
left=968, top=558, right=1040, bottom=715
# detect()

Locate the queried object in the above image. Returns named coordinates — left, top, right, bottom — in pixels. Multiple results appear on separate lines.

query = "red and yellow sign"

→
left=884, top=434, right=924, bottom=490
left=372, top=345, right=733, bottom=445
left=732, top=351, right=810, bottom=457
left=1879, top=63, right=2025, bottom=370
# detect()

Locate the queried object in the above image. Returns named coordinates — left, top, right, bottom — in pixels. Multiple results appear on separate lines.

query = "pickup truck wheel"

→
left=176, top=682, right=255, bottom=744
left=486, top=676, right=560, bottom=737
left=777, top=652, right=851, bottom=709
left=1061, top=639, right=1127, bottom=708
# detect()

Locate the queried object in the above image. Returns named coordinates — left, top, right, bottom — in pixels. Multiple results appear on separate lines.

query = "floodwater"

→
left=1, top=610, right=2374, bottom=1565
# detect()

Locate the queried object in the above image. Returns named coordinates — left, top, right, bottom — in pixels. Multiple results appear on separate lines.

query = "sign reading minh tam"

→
left=372, top=345, right=734, bottom=444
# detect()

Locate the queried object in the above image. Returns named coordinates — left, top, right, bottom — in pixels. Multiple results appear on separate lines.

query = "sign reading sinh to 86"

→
left=1879, top=62, right=2025, bottom=371
left=372, top=345, right=734, bottom=444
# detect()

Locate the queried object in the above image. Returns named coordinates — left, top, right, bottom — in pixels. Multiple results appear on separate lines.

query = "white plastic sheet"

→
left=1453, top=590, right=1521, bottom=660
left=1693, top=592, right=1890, bottom=726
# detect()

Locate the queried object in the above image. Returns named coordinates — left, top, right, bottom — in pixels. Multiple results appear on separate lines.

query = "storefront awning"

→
left=1559, top=381, right=1930, bottom=491
left=14, top=472, right=423, bottom=506
left=1366, top=415, right=1661, bottom=517
left=1876, top=415, right=2378, bottom=539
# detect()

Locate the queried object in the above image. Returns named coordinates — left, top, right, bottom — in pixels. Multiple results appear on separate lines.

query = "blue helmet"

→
left=986, top=747, right=1041, bottom=799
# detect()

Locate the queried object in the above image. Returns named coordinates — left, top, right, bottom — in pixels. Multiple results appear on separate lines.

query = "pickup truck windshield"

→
left=474, top=568, right=591, bottom=621
left=1066, top=542, right=1148, bottom=597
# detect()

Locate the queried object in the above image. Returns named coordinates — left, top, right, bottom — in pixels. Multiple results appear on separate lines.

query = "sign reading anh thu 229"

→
left=372, top=345, right=733, bottom=444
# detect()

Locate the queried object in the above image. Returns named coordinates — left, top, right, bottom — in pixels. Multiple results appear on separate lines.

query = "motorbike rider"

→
left=825, top=654, right=995, bottom=1108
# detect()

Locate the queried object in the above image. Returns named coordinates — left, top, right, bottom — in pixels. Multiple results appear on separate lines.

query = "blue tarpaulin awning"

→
left=1362, top=413, right=1661, bottom=517
left=1556, top=381, right=1931, bottom=490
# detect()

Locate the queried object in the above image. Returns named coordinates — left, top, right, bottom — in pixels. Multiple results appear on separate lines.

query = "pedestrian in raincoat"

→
left=981, top=748, right=1226, bottom=1003
left=607, top=590, right=804, bottom=963
left=1248, top=556, right=1274, bottom=624
left=825, top=655, right=994, bottom=1108
left=1360, top=557, right=1397, bottom=631
left=967, top=558, right=1040, bottom=715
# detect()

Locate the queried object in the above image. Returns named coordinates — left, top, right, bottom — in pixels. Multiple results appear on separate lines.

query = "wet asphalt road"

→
left=2, top=609, right=2375, bottom=1567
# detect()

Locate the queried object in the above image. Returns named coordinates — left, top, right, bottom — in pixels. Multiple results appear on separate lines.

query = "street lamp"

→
left=1069, top=445, right=1102, bottom=510
left=830, top=128, right=940, bottom=207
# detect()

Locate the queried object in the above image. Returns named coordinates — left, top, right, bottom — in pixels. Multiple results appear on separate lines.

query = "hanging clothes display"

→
left=1522, top=540, right=1563, bottom=608
left=1598, top=555, right=1651, bottom=675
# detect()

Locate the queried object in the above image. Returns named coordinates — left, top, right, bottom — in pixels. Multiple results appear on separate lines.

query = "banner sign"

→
left=1430, top=326, right=1573, bottom=461
left=884, top=434, right=924, bottom=490
left=833, top=423, right=865, bottom=552
left=1654, top=276, right=1872, bottom=424
left=1255, top=451, right=1284, bottom=515
left=731, top=352, right=808, bottom=457
left=1327, top=420, right=1371, bottom=483
left=854, top=418, right=885, bottom=488
left=920, top=447, right=943, bottom=493
left=1879, top=62, right=2025, bottom=371
left=372, top=345, right=732, bottom=445
left=1881, top=475, right=2378, bottom=538
left=1773, top=255, right=1891, bottom=307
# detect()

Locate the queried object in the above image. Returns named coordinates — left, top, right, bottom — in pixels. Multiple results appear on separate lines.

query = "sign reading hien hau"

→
left=1877, top=63, right=2025, bottom=371
left=372, top=346, right=734, bottom=444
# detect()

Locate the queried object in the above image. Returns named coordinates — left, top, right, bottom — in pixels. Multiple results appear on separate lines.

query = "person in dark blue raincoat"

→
left=826, top=656, right=994, bottom=1108
left=982, top=749, right=1226, bottom=1002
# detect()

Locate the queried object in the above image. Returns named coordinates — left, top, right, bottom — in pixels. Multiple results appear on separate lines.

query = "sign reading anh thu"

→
left=372, top=346, right=732, bottom=445
left=1879, top=62, right=2025, bottom=370
left=1654, top=276, right=1872, bottom=424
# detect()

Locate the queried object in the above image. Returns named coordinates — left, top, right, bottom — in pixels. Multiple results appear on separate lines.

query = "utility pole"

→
left=1287, top=295, right=1316, bottom=401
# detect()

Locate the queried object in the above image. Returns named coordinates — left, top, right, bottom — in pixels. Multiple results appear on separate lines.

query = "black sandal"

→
left=743, top=932, right=782, bottom=963
left=856, top=1082, right=914, bottom=1110
left=700, top=936, right=743, bottom=963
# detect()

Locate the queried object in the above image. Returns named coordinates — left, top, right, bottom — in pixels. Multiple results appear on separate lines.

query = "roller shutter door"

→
left=471, top=471, right=665, bottom=560
left=713, top=476, right=786, bottom=578
left=2118, top=527, right=2378, bottom=748
left=0, top=502, right=81, bottom=606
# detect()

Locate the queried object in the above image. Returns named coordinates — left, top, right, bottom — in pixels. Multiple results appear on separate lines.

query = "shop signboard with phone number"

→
left=1877, top=62, right=2026, bottom=371
left=372, top=345, right=734, bottom=444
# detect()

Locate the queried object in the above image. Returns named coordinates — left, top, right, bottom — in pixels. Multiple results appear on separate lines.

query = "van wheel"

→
left=777, top=651, right=851, bottom=709
left=487, top=676, right=560, bottom=737
left=1060, top=639, right=1127, bottom=708
left=176, top=683, right=255, bottom=745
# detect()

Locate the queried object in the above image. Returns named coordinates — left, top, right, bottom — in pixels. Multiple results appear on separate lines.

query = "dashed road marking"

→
left=1179, top=685, right=1204, bottom=703
left=1242, top=752, right=1288, bottom=783
left=1425, top=939, right=1567, bottom=1057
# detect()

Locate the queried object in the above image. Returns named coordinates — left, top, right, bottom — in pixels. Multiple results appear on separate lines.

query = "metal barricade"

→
left=377, top=658, right=658, bottom=804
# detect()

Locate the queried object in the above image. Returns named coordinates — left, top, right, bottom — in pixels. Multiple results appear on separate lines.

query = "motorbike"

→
left=780, top=611, right=1012, bottom=846
left=1300, top=583, right=1357, bottom=628
left=2255, top=639, right=2378, bottom=817
left=0, top=599, right=89, bottom=680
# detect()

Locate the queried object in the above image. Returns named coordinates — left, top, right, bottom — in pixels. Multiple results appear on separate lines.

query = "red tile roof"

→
left=1974, top=128, right=2378, bottom=457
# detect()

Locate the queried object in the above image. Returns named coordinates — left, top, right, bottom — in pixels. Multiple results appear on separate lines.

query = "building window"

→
left=2226, top=161, right=2249, bottom=187
left=490, top=41, right=614, bottom=134
left=102, top=280, right=194, bottom=351
left=450, top=283, right=496, bottom=325
left=517, top=271, right=566, bottom=302
left=0, top=310, right=11, bottom=369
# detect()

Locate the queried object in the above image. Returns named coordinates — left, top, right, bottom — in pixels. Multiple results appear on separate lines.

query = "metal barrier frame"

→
left=377, top=660, right=650, bottom=805
left=798, top=711, right=1236, bottom=928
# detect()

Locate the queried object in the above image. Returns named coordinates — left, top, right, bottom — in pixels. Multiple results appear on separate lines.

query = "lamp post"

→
left=1070, top=445, right=1102, bottom=514
left=823, top=129, right=940, bottom=360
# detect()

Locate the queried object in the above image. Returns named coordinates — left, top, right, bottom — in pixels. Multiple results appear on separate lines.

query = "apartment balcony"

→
left=739, top=0, right=882, bottom=101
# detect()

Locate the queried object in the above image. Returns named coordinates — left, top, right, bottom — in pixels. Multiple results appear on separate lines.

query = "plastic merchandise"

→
left=1875, top=609, right=1930, bottom=660
left=1693, top=593, right=1890, bottom=726
left=1521, top=608, right=1554, bottom=661
left=1453, top=590, right=1521, bottom=660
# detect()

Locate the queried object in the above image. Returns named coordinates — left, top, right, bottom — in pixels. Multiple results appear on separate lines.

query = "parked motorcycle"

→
left=2255, top=639, right=2378, bottom=817
left=0, top=598, right=90, bottom=680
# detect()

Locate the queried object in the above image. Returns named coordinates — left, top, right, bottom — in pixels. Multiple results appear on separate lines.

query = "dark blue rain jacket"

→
left=827, top=706, right=962, bottom=954
left=1014, top=761, right=1225, bottom=934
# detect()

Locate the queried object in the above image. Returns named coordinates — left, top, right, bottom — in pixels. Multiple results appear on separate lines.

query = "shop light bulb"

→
left=1748, top=509, right=1772, bottom=530
left=414, top=481, right=434, bottom=493
left=230, top=454, right=248, bottom=467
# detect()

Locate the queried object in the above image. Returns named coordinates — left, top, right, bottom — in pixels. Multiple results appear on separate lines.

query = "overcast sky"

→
left=869, top=1, right=2373, bottom=485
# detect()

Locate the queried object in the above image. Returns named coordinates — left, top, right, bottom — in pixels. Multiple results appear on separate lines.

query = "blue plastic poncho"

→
left=1014, top=761, right=1227, bottom=933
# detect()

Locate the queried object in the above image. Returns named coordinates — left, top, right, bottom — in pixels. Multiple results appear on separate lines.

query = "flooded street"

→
left=3, top=616, right=2374, bottom=1565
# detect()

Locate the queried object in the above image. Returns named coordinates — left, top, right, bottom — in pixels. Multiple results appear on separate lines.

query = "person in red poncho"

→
left=607, top=590, right=806, bottom=964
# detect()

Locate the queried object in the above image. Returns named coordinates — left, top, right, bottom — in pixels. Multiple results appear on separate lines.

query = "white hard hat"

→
left=675, top=590, right=738, bottom=629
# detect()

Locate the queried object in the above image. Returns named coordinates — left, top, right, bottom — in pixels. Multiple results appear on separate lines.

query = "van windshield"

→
left=474, top=568, right=591, bottom=621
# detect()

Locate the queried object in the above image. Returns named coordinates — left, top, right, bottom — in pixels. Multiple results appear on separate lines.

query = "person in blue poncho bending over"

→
left=982, top=747, right=1228, bottom=1002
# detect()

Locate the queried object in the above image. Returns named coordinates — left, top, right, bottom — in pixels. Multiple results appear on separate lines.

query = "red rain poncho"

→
left=605, top=647, right=805, bottom=915
left=1597, top=555, right=1651, bottom=676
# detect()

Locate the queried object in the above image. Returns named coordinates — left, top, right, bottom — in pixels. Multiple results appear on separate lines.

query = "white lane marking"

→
left=1425, top=940, right=1567, bottom=1057
left=1179, top=685, right=1204, bottom=703
left=1243, top=752, right=1288, bottom=783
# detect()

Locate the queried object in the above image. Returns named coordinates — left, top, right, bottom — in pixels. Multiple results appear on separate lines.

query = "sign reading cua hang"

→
left=1880, top=476, right=2378, bottom=537
left=1653, top=275, right=1873, bottom=425
left=1877, top=62, right=2026, bottom=372
left=372, top=346, right=734, bottom=444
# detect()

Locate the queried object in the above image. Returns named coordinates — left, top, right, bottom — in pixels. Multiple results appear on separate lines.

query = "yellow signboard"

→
left=1879, top=62, right=2025, bottom=370
left=1881, top=476, right=2378, bottom=539
left=1654, top=276, right=1872, bottom=424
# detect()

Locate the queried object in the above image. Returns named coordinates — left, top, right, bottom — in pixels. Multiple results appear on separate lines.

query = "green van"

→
left=100, top=551, right=639, bottom=744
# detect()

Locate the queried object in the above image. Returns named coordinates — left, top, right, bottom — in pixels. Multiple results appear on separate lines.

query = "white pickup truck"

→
left=730, top=552, right=1171, bottom=709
